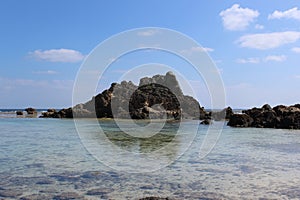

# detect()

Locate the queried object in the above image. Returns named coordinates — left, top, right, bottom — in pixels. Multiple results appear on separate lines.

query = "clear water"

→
left=0, top=117, right=300, bottom=199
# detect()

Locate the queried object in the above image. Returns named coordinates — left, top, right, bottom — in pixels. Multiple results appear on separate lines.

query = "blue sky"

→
left=0, top=0, right=300, bottom=108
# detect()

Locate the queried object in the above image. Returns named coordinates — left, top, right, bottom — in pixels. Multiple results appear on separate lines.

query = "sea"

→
left=0, top=109, right=300, bottom=199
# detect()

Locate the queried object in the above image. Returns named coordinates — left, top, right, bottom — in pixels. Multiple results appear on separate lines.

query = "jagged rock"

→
left=262, top=104, right=272, bottom=111
left=40, top=108, right=60, bottom=118
left=227, top=114, right=253, bottom=127
left=128, top=83, right=181, bottom=119
left=25, top=107, right=37, bottom=115
left=47, top=108, right=56, bottom=113
left=49, top=72, right=206, bottom=120
left=58, top=108, right=73, bottom=118
left=229, top=104, right=300, bottom=129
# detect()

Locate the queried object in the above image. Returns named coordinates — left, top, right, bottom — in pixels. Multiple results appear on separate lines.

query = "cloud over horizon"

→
left=220, top=4, right=259, bottom=31
left=29, top=49, right=85, bottom=63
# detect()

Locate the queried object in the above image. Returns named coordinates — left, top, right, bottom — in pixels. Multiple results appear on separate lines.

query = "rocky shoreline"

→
left=17, top=72, right=300, bottom=130
left=228, top=104, right=300, bottom=129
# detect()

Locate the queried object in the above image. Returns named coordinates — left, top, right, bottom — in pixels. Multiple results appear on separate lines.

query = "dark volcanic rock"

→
left=200, top=119, right=211, bottom=125
left=48, top=72, right=207, bottom=120
left=58, top=108, right=73, bottom=118
left=262, top=103, right=272, bottom=111
left=40, top=108, right=60, bottom=118
left=128, top=83, right=181, bottom=119
left=228, top=104, right=300, bottom=129
left=25, top=107, right=37, bottom=115
left=16, top=111, right=23, bottom=115
left=227, top=114, right=253, bottom=127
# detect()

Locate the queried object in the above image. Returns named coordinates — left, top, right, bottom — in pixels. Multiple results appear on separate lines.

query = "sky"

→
left=0, top=0, right=300, bottom=109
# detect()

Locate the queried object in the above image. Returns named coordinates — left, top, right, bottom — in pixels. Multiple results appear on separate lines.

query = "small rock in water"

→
left=0, top=189, right=22, bottom=198
left=16, top=111, right=23, bottom=115
left=86, top=188, right=113, bottom=198
left=200, top=119, right=211, bottom=125
left=20, top=194, right=50, bottom=200
left=52, top=192, right=83, bottom=200
left=36, top=179, right=53, bottom=185
left=25, top=107, right=37, bottom=115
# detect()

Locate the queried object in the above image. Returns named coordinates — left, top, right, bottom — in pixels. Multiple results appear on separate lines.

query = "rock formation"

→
left=25, top=108, right=37, bottom=115
left=16, top=111, right=23, bottom=115
left=43, top=72, right=207, bottom=120
left=228, top=104, right=300, bottom=129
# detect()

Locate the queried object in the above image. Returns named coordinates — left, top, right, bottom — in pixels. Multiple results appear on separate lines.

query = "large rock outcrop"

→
left=228, top=104, right=300, bottom=129
left=42, top=72, right=207, bottom=120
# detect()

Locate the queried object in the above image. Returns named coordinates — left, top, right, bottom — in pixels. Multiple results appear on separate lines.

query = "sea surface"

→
left=0, top=110, right=300, bottom=199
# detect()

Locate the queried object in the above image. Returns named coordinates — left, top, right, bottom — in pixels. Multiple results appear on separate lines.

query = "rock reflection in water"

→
left=103, top=120, right=180, bottom=155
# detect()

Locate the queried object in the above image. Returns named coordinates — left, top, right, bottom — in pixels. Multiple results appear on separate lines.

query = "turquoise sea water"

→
left=0, top=115, right=300, bottom=199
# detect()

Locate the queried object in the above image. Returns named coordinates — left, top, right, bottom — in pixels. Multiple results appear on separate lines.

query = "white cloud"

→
left=33, top=70, right=58, bottom=75
left=219, top=4, right=259, bottom=31
left=190, top=46, right=214, bottom=52
left=137, top=29, right=159, bottom=36
left=237, top=31, right=300, bottom=49
left=29, top=49, right=85, bottom=63
left=255, top=24, right=264, bottom=30
left=236, top=55, right=286, bottom=64
left=180, top=46, right=214, bottom=55
left=269, top=7, right=300, bottom=21
left=291, top=47, right=300, bottom=53
left=236, top=57, right=260, bottom=64
left=264, top=55, right=286, bottom=62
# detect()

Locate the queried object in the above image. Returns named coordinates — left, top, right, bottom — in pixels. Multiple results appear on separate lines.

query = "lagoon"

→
left=0, top=117, right=300, bottom=199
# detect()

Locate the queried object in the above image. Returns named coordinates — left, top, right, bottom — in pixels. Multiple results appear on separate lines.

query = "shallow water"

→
left=0, top=117, right=300, bottom=199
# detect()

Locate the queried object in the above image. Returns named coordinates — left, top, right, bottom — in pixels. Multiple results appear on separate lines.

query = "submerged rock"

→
left=0, top=189, right=22, bottom=198
left=200, top=119, right=211, bottom=125
left=139, top=197, right=171, bottom=200
left=52, top=192, right=83, bottom=200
